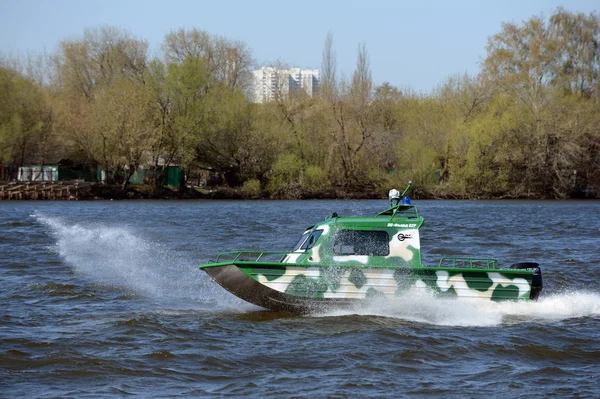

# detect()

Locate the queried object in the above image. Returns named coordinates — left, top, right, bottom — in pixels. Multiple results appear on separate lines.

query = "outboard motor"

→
left=510, top=262, right=543, bottom=300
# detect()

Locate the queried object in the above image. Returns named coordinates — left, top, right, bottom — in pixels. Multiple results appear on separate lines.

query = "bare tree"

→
left=162, top=28, right=253, bottom=91
left=324, top=42, right=377, bottom=189
left=55, top=26, right=148, bottom=100
left=320, top=32, right=337, bottom=100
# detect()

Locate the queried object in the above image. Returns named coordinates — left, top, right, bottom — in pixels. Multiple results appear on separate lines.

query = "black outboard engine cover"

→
left=510, top=262, right=543, bottom=300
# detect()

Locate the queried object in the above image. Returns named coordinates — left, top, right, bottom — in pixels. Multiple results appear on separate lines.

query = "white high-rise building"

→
left=299, top=68, right=319, bottom=97
left=252, top=67, right=319, bottom=103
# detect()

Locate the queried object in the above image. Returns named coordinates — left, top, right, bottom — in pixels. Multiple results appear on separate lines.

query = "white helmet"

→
left=388, top=189, right=400, bottom=202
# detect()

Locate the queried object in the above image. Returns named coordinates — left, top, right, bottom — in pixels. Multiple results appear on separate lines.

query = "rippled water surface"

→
left=1, top=200, right=599, bottom=398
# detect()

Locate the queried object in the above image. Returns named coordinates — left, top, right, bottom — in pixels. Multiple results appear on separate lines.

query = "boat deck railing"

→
left=209, top=251, right=290, bottom=264
left=437, top=257, right=498, bottom=269
left=206, top=252, right=500, bottom=270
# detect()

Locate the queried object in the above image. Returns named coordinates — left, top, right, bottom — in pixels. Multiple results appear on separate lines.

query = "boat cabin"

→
left=283, top=195, right=424, bottom=269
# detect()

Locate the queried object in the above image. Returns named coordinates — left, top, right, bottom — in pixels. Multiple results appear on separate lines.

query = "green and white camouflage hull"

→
left=201, top=261, right=542, bottom=313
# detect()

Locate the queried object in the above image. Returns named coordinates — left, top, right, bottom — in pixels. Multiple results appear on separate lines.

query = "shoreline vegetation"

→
left=91, top=185, right=600, bottom=201
left=1, top=7, right=599, bottom=200
left=2, top=181, right=598, bottom=201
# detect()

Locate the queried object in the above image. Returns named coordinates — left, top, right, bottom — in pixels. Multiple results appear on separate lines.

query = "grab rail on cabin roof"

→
left=377, top=204, right=420, bottom=220
left=437, top=257, right=498, bottom=269
left=391, top=205, right=419, bottom=220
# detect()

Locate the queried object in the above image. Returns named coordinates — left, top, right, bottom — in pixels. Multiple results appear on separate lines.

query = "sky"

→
left=0, top=0, right=598, bottom=93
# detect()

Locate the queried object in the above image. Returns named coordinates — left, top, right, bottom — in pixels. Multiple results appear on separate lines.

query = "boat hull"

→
left=201, top=262, right=542, bottom=312
left=203, top=264, right=360, bottom=312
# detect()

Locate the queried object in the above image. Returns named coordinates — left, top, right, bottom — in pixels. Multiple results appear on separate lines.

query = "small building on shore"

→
left=17, top=165, right=59, bottom=182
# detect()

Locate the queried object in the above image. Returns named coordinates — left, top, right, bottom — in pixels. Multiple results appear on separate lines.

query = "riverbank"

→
left=1, top=182, right=597, bottom=200
left=61, top=183, right=600, bottom=200
left=82, top=183, right=600, bottom=200
left=85, top=184, right=385, bottom=200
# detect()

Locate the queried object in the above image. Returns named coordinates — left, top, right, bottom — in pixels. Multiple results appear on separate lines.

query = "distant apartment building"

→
left=252, top=67, right=319, bottom=103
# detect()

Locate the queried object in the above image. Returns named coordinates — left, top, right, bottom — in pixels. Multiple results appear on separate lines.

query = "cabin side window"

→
left=333, top=230, right=390, bottom=256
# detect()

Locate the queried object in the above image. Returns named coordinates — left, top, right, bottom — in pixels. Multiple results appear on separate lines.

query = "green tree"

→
left=482, top=8, right=600, bottom=197
left=53, top=26, right=150, bottom=177
left=0, top=66, right=54, bottom=175
left=88, top=79, right=156, bottom=189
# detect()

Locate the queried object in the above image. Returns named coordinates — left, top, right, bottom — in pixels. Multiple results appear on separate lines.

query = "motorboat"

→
left=199, top=183, right=543, bottom=312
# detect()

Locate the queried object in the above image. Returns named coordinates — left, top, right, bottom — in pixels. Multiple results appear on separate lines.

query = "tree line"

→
left=1, top=7, right=599, bottom=198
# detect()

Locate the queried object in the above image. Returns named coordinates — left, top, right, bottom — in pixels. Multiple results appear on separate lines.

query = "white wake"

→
left=34, top=213, right=250, bottom=311
left=319, top=288, right=600, bottom=327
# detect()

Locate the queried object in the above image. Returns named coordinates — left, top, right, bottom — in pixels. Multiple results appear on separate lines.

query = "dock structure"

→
left=0, top=181, right=94, bottom=200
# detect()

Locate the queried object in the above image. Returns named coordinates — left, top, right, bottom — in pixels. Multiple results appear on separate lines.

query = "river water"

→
left=1, top=199, right=599, bottom=398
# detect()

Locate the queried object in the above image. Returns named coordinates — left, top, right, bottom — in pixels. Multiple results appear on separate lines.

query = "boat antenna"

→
left=401, top=181, right=412, bottom=197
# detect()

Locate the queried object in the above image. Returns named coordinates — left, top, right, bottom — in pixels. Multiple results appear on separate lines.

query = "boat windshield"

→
left=291, top=229, right=323, bottom=252
left=292, top=231, right=311, bottom=251
left=301, top=229, right=323, bottom=250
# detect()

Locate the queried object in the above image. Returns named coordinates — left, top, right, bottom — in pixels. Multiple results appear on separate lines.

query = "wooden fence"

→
left=0, top=181, right=94, bottom=200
